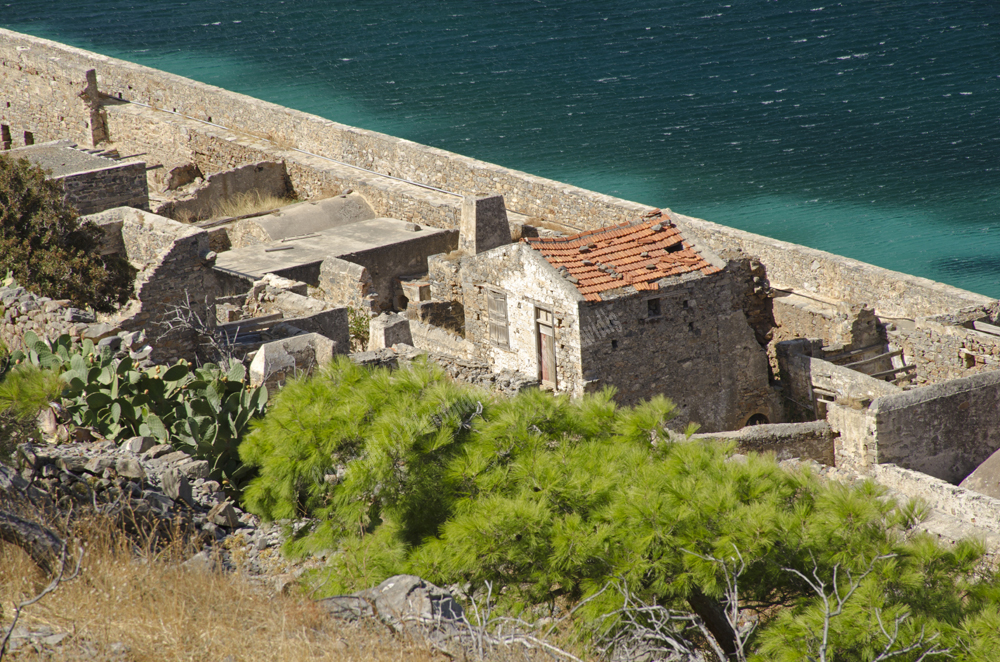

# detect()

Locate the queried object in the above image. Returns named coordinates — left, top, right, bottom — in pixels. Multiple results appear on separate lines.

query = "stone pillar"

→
left=459, top=195, right=510, bottom=255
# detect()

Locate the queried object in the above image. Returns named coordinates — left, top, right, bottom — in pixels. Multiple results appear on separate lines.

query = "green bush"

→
left=9, top=331, right=268, bottom=493
left=240, top=358, right=1000, bottom=660
left=0, top=153, right=135, bottom=313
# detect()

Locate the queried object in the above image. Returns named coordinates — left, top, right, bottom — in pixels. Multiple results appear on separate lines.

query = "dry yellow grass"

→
left=210, top=191, right=296, bottom=220
left=0, top=516, right=440, bottom=662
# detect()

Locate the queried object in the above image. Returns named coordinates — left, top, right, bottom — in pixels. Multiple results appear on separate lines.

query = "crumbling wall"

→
left=153, top=161, right=289, bottom=221
left=90, top=208, right=217, bottom=364
left=317, top=258, right=374, bottom=312
left=888, top=312, right=1000, bottom=386
left=579, top=270, right=777, bottom=432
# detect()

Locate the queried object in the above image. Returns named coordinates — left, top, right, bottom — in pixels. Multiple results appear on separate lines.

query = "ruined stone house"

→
left=415, top=201, right=778, bottom=433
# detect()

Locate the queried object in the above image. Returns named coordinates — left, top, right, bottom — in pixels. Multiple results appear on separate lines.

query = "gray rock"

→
left=115, top=458, right=146, bottom=480
left=178, top=460, right=210, bottom=480
left=82, top=323, right=118, bottom=340
left=143, top=444, right=174, bottom=460
left=124, top=436, right=156, bottom=454
left=208, top=500, right=240, bottom=528
left=161, top=468, right=192, bottom=505
left=319, top=575, right=465, bottom=637
left=160, top=451, right=191, bottom=465
left=97, top=335, right=123, bottom=352
left=56, top=457, right=87, bottom=474
left=85, top=456, right=115, bottom=475
left=142, top=491, right=174, bottom=517
left=960, top=447, right=1000, bottom=499
left=182, top=551, right=219, bottom=573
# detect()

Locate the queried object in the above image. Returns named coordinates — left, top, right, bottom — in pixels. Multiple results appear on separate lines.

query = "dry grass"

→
left=0, top=515, right=440, bottom=662
left=210, top=191, right=296, bottom=221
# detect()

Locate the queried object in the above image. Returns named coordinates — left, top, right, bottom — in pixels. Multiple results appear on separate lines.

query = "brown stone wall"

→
left=889, top=317, right=1000, bottom=386
left=578, top=270, right=776, bottom=433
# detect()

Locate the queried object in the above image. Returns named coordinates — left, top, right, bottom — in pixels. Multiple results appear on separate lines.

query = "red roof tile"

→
left=523, top=210, right=720, bottom=301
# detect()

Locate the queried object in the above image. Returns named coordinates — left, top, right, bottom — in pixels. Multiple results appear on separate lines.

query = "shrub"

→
left=9, top=331, right=268, bottom=494
left=239, top=359, right=1000, bottom=660
left=0, top=153, right=135, bottom=313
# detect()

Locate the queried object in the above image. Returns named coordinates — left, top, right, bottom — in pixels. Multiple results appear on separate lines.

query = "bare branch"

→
left=0, top=542, right=83, bottom=661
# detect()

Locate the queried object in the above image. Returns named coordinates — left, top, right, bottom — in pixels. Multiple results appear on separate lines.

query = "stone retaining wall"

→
left=1, top=29, right=652, bottom=231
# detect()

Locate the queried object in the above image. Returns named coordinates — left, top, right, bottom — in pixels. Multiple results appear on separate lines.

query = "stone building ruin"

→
left=6, top=26, right=1000, bottom=550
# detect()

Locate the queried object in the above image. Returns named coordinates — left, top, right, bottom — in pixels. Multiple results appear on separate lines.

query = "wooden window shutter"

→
left=488, top=290, right=509, bottom=348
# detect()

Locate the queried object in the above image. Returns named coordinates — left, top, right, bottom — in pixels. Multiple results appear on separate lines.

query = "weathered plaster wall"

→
left=462, top=244, right=585, bottom=397
left=578, top=270, right=776, bottom=432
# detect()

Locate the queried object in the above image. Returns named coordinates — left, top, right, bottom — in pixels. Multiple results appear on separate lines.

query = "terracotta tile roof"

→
left=524, top=209, right=721, bottom=302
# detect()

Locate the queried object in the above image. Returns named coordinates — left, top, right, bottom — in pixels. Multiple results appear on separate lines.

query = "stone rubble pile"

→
left=8, top=437, right=312, bottom=584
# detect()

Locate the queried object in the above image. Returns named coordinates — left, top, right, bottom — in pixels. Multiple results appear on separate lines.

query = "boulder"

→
left=318, top=575, right=466, bottom=654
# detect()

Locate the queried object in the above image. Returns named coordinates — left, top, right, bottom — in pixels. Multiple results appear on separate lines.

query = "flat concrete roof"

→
left=214, top=217, right=453, bottom=279
left=8, top=140, right=125, bottom=178
left=243, top=194, right=377, bottom=241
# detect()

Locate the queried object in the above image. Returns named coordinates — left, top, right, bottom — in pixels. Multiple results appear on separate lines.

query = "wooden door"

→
left=536, top=308, right=556, bottom=387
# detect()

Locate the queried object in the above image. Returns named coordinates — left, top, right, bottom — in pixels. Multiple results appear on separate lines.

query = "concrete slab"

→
left=9, top=140, right=123, bottom=177
left=215, top=217, right=453, bottom=280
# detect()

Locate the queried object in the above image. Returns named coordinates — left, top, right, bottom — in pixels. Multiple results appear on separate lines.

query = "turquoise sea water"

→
left=4, top=1, right=1000, bottom=296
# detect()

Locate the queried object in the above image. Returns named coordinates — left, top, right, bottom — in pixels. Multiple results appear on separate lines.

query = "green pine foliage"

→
left=239, top=358, right=1000, bottom=660
left=0, top=153, right=135, bottom=313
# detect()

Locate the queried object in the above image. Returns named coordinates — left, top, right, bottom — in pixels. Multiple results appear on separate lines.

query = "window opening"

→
left=647, top=298, right=661, bottom=318
left=487, top=289, right=509, bottom=348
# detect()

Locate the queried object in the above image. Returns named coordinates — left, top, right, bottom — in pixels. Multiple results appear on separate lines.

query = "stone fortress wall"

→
left=7, top=28, right=1000, bottom=544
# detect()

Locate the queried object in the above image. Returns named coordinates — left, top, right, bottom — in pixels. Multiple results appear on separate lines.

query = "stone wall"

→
left=153, top=161, right=289, bottom=221
left=57, top=161, right=149, bottom=215
left=870, top=463, right=1000, bottom=540
left=693, top=420, right=835, bottom=465
left=88, top=207, right=217, bottom=364
left=462, top=244, right=586, bottom=397
left=317, top=258, right=374, bottom=312
left=334, top=229, right=459, bottom=313
left=778, top=350, right=900, bottom=418
left=0, top=284, right=101, bottom=352
left=0, top=50, right=98, bottom=148
left=673, top=211, right=993, bottom=320
left=0, top=29, right=654, bottom=232
left=579, top=270, right=776, bottom=432
left=831, top=370, right=1000, bottom=484
left=888, top=315, right=1000, bottom=386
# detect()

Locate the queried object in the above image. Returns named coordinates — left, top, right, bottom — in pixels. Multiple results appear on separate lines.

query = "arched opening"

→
left=744, top=413, right=769, bottom=427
